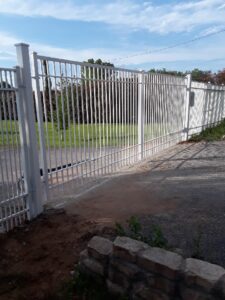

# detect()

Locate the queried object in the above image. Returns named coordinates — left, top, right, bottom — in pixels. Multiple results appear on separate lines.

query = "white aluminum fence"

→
left=143, top=73, right=187, bottom=158
left=1, top=43, right=225, bottom=231
left=0, top=67, right=29, bottom=231
left=189, top=81, right=225, bottom=136
left=0, top=44, right=43, bottom=232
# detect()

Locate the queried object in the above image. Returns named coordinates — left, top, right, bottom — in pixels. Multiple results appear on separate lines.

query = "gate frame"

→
left=15, top=43, right=43, bottom=218
left=184, top=73, right=192, bottom=141
left=33, top=51, right=49, bottom=202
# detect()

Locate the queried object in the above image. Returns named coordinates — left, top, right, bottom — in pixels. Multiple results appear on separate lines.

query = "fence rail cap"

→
left=15, top=42, right=29, bottom=47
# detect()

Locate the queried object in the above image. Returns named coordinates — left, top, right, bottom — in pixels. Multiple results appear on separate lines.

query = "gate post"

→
left=33, top=52, right=49, bottom=202
left=184, top=73, right=192, bottom=141
left=15, top=43, right=43, bottom=218
left=138, top=71, right=144, bottom=160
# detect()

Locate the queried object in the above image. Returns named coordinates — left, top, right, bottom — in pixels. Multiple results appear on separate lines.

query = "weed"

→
left=115, top=216, right=167, bottom=249
left=189, top=118, right=225, bottom=142
left=150, top=224, right=168, bottom=249
left=115, top=222, right=126, bottom=236
left=127, top=216, right=142, bottom=236
left=191, top=226, right=204, bottom=260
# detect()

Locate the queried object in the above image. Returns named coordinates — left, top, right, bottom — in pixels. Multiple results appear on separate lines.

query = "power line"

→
left=113, top=27, right=225, bottom=63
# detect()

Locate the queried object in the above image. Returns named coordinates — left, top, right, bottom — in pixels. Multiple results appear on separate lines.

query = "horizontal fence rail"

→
left=0, top=67, right=29, bottom=231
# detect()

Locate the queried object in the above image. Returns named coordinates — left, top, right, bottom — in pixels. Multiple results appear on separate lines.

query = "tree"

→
left=215, top=69, right=225, bottom=85
left=148, top=67, right=218, bottom=84
left=191, top=68, right=214, bottom=83
left=81, top=58, right=114, bottom=80
left=87, top=58, right=114, bottom=68
left=149, top=68, right=185, bottom=77
left=0, top=82, right=17, bottom=120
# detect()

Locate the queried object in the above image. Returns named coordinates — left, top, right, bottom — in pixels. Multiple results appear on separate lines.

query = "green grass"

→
left=41, top=122, right=139, bottom=148
left=0, top=121, right=165, bottom=148
left=189, top=118, right=225, bottom=142
left=0, top=120, right=21, bottom=147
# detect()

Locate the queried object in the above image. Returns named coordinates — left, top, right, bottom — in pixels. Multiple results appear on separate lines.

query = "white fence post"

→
left=138, top=71, right=144, bottom=159
left=14, top=66, right=30, bottom=213
left=33, top=52, right=49, bottom=202
left=15, top=43, right=43, bottom=218
left=184, top=73, right=192, bottom=141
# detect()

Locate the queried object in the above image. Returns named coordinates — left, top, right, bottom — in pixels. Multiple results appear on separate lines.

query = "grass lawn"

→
left=189, top=118, right=225, bottom=142
left=0, top=121, right=165, bottom=148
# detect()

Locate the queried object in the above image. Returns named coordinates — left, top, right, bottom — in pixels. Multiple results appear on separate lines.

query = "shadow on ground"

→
left=65, top=141, right=225, bottom=266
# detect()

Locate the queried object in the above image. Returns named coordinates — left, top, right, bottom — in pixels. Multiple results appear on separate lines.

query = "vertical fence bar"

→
left=138, top=71, right=144, bottom=160
left=15, top=43, right=43, bottom=218
left=184, top=73, right=192, bottom=141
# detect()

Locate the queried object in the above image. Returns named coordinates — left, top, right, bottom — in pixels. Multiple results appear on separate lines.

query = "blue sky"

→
left=0, top=0, right=225, bottom=72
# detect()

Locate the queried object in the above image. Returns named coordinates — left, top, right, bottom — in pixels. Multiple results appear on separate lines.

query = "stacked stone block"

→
left=78, top=236, right=225, bottom=300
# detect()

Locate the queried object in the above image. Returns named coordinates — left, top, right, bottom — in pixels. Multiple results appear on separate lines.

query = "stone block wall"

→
left=78, top=236, right=225, bottom=300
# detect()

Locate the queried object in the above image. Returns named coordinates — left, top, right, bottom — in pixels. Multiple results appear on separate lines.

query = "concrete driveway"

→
left=65, top=141, right=225, bottom=266
left=66, top=141, right=225, bottom=220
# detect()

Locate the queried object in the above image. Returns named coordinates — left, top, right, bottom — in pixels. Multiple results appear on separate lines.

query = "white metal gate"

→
left=32, top=53, right=188, bottom=201
left=1, top=42, right=225, bottom=231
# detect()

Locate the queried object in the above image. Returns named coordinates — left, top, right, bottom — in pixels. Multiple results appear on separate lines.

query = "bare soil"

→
left=0, top=210, right=115, bottom=300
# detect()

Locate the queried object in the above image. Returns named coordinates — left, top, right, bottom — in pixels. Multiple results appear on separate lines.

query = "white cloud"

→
left=0, top=0, right=224, bottom=34
left=197, top=25, right=225, bottom=37
left=0, top=31, right=19, bottom=61
left=1, top=31, right=225, bottom=70
left=0, top=31, right=127, bottom=64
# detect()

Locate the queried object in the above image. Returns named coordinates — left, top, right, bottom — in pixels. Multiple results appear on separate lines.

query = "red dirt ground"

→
left=65, top=171, right=179, bottom=222
left=0, top=209, right=115, bottom=300
left=0, top=163, right=179, bottom=300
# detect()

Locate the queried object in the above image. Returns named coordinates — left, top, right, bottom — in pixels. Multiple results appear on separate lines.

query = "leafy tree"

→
left=54, top=94, right=69, bottom=131
left=149, top=68, right=185, bottom=77
left=215, top=69, right=225, bottom=85
left=191, top=68, right=214, bottom=83
left=0, top=82, right=17, bottom=120
left=82, top=58, right=114, bottom=80
left=148, top=67, right=217, bottom=84
left=86, top=58, right=114, bottom=68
